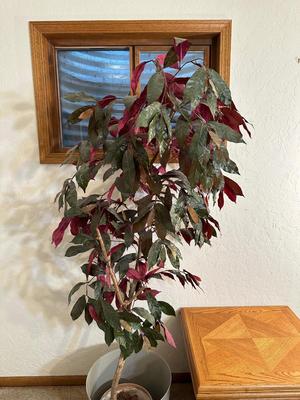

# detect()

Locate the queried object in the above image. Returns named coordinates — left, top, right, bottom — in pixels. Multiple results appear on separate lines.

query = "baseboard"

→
left=0, top=373, right=191, bottom=387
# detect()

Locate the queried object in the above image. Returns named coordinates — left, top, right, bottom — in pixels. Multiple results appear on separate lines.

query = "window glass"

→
left=57, top=48, right=131, bottom=148
left=139, top=50, right=205, bottom=88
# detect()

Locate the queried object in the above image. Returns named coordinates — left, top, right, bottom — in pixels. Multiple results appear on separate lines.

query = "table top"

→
left=181, top=306, right=300, bottom=399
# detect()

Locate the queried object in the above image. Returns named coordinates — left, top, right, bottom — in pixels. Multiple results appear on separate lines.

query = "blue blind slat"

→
left=57, top=49, right=131, bottom=148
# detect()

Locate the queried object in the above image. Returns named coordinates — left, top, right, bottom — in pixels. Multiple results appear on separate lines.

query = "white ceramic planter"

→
left=86, top=349, right=171, bottom=400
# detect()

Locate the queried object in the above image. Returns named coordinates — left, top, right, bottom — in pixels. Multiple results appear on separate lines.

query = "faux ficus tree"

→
left=52, top=38, right=250, bottom=400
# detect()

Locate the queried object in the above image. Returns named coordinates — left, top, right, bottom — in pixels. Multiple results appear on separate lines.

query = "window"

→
left=30, top=20, right=231, bottom=163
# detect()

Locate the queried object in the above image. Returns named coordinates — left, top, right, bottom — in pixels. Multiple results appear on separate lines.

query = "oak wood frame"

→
left=29, top=20, right=232, bottom=164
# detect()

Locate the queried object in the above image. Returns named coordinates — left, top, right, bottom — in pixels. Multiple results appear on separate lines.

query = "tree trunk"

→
left=110, top=353, right=125, bottom=400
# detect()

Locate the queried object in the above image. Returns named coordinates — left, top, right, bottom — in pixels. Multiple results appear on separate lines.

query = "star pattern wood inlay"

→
left=181, top=306, right=300, bottom=399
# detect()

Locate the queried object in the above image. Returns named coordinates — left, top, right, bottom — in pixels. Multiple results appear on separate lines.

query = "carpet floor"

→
left=0, top=384, right=195, bottom=400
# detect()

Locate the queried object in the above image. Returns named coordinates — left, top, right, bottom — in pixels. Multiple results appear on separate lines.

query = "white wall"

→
left=0, top=0, right=299, bottom=376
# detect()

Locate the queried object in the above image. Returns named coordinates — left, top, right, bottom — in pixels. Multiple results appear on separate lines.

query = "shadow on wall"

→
left=0, top=92, right=189, bottom=374
left=44, top=343, right=118, bottom=376
left=44, top=318, right=188, bottom=376
left=0, top=90, right=83, bottom=327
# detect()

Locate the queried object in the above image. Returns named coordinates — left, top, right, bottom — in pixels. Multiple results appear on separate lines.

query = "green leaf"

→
left=65, top=244, right=93, bottom=257
left=158, top=301, right=176, bottom=316
left=122, top=149, right=136, bottom=189
left=65, top=181, right=77, bottom=207
left=132, top=138, right=149, bottom=169
left=64, top=91, right=96, bottom=103
left=147, top=71, right=165, bottom=104
left=124, top=229, right=134, bottom=248
left=184, top=67, right=207, bottom=109
left=154, top=203, right=174, bottom=239
left=142, top=327, right=164, bottom=347
left=99, top=298, right=120, bottom=330
left=115, top=253, right=136, bottom=278
left=70, top=295, right=86, bottom=320
left=132, top=331, right=143, bottom=353
left=164, top=239, right=182, bottom=269
left=85, top=305, right=93, bottom=325
left=81, top=263, right=102, bottom=276
left=103, top=324, right=114, bottom=346
left=164, top=187, right=173, bottom=211
left=132, top=307, right=155, bottom=325
left=137, top=102, right=161, bottom=127
left=79, top=140, right=91, bottom=162
left=75, top=163, right=90, bottom=192
left=68, top=106, right=92, bottom=124
left=148, top=239, right=163, bottom=268
left=123, top=95, right=137, bottom=109
left=163, top=47, right=178, bottom=68
left=71, top=233, right=94, bottom=245
left=146, top=293, right=161, bottom=321
left=92, top=280, right=103, bottom=300
left=175, top=119, right=190, bottom=148
left=68, top=282, right=86, bottom=305
left=119, top=310, right=142, bottom=324
left=222, top=159, right=239, bottom=174
left=64, top=206, right=83, bottom=217
left=103, top=166, right=117, bottom=181
left=205, top=88, right=218, bottom=117
left=111, top=243, right=126, bottom=263
left=140, top=230, right=153, bottom=258
left=209, top=69, right=232, bottom=105
left=208, top=121, right=244, bottom=143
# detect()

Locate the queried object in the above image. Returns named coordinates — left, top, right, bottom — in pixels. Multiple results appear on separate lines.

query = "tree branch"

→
left=95, top=228, right=125, bottom=308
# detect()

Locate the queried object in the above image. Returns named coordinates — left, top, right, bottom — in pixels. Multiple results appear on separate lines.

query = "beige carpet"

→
left=0, top=384, right=194, bottom=400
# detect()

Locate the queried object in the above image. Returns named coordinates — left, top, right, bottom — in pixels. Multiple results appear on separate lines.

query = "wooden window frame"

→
left=29, top=20, right=232, bottom=164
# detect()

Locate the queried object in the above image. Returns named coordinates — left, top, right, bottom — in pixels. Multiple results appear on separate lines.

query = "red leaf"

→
left=137, top=262, right=148, bottom=279
left=117, top=87, right=147, bottom=135
left=190, top=272, right=201, bottom=282
left=103, top=291, right=115, bottom=304
left=162, top=324, right=176, bottom=348
left=155, top=53, right=166, bottom=67
left=173, top=37, right=190, bottom=63
left=218, top=191, right=224, bottom=210
left=208, top=216, right=220, bottom=231
left=192, top=103, right=213, bottom=122
left=97, top=95, right=116, bottom=108
left=87, top=249, right=97, bottom=275
left=127, top=269, right=142, bottom=280
left=224, top=185, right=236, bottom=202
left=52, top=217, right=70, bottom=247
left=119, top=278, right=129, bottom=295
left=137, top=288, right=160, bottom=300
left=202, top=220, right=214, bottom=240
left=89, top=146, right=97, bottom=163
left=88, top=304, right=99, bottom=322
left=107, top=184, right=116, bottom=201
left=110, top=243, right=124, bottom=255
left=180, top=228, right=194, bottom=244
left=224, top=176, right=244, bottom=196
left=131, top=61, right=149, bottom=94
left=160, top=271, right=175, bottom=280
left=70, top=216, right=90, bottom=236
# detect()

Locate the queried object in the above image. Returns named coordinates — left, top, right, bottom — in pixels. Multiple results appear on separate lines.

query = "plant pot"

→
left=86, top=349, right=171, bottom=400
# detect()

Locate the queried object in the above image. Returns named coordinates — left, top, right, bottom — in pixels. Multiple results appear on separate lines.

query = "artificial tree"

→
left=52, top=38, right=250, bottom=400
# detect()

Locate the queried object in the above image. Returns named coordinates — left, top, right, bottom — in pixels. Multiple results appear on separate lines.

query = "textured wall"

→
left=0, top=0, right=299, bottom=376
